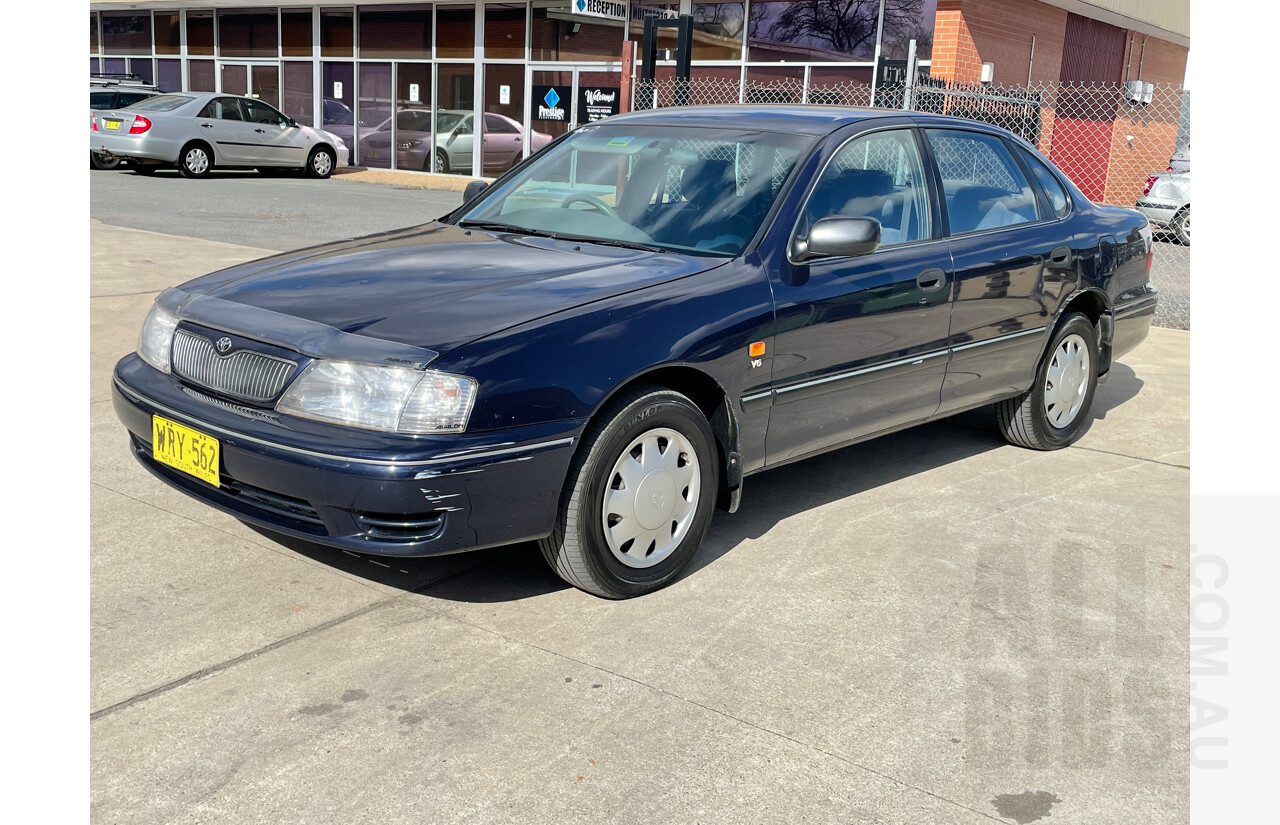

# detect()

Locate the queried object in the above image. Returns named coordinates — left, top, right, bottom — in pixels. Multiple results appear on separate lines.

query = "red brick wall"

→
left=931, top=0, right=1067, bottom=85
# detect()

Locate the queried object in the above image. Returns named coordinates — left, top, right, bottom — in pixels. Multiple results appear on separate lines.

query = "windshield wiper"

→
left=457, top=220, right=552, bottom=237
left=548, top=233, right=667, bottom=254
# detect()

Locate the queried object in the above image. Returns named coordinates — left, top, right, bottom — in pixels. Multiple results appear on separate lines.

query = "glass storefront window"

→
left=91, top=57, right=101, bottom=75
left=395, top=64, right=434, bottom=172
left=253, top=65, right=281, bottom=108
left=282, top=9, right=313, bottom=57
left=189, top=59, right=216, bottom=91
left=157, top=59, right=182, bottom=93
left=483, top=64, right=524, bottom=174
left=102, top=12, right=152, bottom=55
left=745, top=65, right=804, bottom=103
left=531, top=6, right=623, bottom=62
left=746, top=0, right=880, bottom=62
left=282, top=62, right=315, bottom=125
left=485, top=4, right=526, bottom=60
left=187, top=11, right=215, bottom=56
left=130, top=58, right=155, bottom=85
left=435, top=65, right=475, bottom=174
left=358, top=63, right=394, bottom=168
left=154, top=12, right=180, bottom=55
left=103, top=58, right=127, bottom=75
left=436, top=6, right=475, bottom=59
left=322, top=62, right=357, bottom=157
left=90, top=14, right=99, bottom=54
left=322, top=9, right=355, bottom=57
left=629, top=1, right=680, bottom=59
left=692, top=3, right=743, bottom=61
left=360, top=5, right=432, bottom=59
left=219, top=10, right=279, bottom=58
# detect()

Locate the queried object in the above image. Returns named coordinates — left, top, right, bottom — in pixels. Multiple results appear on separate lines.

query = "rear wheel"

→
left=538, top=386, right=718, bottom=599
left=306, top=146, right=335, bottom=179
left=1172, top=207, right=1190, bottom=245
left=179, top=143, right=213, bottom=179
left=995, top=312, right=1099, bottom=450
left=90, top=152, right=121, bottom=171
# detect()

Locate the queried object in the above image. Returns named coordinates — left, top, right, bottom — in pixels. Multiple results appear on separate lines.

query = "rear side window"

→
left=1017, top=146, right=1071, bottom=219
left=925, top=129, right=1041, bottom=235
left=117, top=92, right=154, bottom=107
left=803, top=129, right=931, bottom=247
left=89, top=92, right=115, bottom=109
left=130, top=94, right=193, bottom=112
left=199, top=97, right=246, bottom=120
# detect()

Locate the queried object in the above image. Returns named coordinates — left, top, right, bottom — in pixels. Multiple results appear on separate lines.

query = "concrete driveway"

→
left=90, top=195, right=1189, bottom=824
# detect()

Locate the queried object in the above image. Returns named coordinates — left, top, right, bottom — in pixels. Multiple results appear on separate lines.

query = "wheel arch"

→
left=179, top=138, right=215, bottom=166
left=586, top=364, right=742, bottom=514
left=1054, top=287, right=1112, bottom=376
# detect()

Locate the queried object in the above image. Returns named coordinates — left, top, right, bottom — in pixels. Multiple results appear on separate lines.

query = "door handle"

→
left=1049, top=245, right=1073, bottom=265
left=254, top=128, right=267, bottom=134
left=514, top=136, right=521, bottom=142
left=201, top=123, right=213, bottom=128
left=916, top=268, right=947, bottom=293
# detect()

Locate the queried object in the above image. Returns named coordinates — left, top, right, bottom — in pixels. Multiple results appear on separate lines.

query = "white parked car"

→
left=91, top=91, right=350, bottom=179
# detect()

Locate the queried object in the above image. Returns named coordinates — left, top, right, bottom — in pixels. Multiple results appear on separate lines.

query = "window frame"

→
left=1011, top=142, right=1074, bottom=222
left=788, top=124, right=944, bottom=265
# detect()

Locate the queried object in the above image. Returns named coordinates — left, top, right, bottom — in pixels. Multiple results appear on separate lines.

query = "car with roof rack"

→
left=90, top=74, right=162, bottom=169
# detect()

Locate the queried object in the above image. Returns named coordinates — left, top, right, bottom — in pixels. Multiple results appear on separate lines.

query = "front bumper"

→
left=113, top=354, right=582, bottom=557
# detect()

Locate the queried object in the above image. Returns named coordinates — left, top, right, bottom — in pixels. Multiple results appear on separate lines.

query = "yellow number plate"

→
left=152, top=415, right=220, bottom=487
left=104, top=120, right=121, bottom=130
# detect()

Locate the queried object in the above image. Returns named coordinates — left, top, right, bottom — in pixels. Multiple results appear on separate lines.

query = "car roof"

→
left=604, top=104, right=1020, bottom=139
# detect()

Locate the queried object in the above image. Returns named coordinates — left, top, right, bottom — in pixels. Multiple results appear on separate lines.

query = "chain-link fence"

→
left=633, top=76, right=1190, bottom=330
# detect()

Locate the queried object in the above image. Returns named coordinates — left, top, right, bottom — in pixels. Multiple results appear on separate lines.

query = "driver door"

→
left=443, top=116, right=475, bottom=172
left=241, top=98, right=307, bottom=166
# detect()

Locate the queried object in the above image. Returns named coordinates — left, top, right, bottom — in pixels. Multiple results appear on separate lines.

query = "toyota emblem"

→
left=216, top=337, right=233, bottom=354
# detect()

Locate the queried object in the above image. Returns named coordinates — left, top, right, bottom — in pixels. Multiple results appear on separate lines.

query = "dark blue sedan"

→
left=113, top=105, right=1157, bottom=598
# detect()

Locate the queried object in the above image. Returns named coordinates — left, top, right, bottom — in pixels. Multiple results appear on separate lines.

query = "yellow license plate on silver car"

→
left=104, top=120, right=121, bottom=130
left=152, top=415, right=220, bottom=487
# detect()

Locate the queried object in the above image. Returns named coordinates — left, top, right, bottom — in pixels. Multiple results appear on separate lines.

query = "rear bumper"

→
left=1134, top=200, right=1181, bottom=227
left=113, top=355, right=582, bottom=557
left=1112, top=289, right=1159, bottom=361
left=91, top=132, right=181, bottom=163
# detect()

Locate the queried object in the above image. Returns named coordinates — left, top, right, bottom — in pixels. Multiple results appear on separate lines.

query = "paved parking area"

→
left=90, top=172, right=1190, bottom=824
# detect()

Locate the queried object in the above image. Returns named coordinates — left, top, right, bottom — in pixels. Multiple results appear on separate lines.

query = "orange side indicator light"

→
left=749, top=342, right=766, bottom=357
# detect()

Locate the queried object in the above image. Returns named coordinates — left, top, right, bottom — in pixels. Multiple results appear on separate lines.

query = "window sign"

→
left=409, top=83, right=421, bottom=103
left=578, top=86, right=621, bottom=121
left=533, top=85, right=569, bottom=122
left=333, top=81, right=344, bottom=99
left=573, top=0, right=628, bottom=22
left=500, top=85, right=511, bottom=105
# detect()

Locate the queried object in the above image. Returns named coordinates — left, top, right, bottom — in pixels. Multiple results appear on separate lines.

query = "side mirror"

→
left=463, top=180, right=489, bottom=201
left=791, top=216, right=881, bottom=262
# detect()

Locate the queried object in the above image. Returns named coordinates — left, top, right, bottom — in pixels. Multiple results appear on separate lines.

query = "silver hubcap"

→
left=601, top=427, right=701, bottom=569
left=313, top=151, right=332, bottom=175
left=185, top=149, right=209, bottom=174
left=1183, top=211, right=1190, bottom=239
left=1044, top=333, right=1090, bottom=428
left=435, top=152, right=445, bottom=172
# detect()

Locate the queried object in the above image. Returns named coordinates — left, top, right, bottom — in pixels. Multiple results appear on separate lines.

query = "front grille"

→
left=172, top=330, right=297, bottom=404
left=355, top=511, right=446, bottom=543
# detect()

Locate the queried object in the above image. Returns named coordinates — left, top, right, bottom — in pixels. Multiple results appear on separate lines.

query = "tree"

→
left=749, top=0, right=924, bottom=59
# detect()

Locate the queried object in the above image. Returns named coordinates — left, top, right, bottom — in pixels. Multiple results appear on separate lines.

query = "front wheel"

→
left=433, top=149, right=449, bottom=174
left=306, top=146, right=335, bottom=179
left=995, top=312, right=1099, bottom=450
left=539, top=386, right=719, bottom=599
left=1172, top=207, right=1190, bottom=246
left=179, top=143, right=212, bottom=178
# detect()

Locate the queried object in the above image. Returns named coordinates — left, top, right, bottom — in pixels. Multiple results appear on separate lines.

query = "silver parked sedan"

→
left=90, top=92, right=350, bottom=179
left=1136, top=169, right=1190, bottom=245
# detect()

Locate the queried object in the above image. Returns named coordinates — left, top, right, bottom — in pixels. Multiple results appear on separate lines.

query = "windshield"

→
left=458, top=124, right=814, bottom=257
left=128, top=94, right=194, bottom=112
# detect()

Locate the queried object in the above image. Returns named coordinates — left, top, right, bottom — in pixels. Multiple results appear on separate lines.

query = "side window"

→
left=925, top=129, right=1041, bottom=234
left=244, top=99, right=285, bottom=125
left=90, top=92, right=115, bottom=109
left=117, top=93, right=152, bottom=107
left=804, top=129, right=931, bottom=247
left=1017, top=146, right=1071, bottom=219
left=484, top=114, right=519, bottom=134
left=215, top=97, right=245, bottom=121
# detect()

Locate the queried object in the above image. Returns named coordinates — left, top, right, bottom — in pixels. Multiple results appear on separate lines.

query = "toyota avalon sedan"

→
left=113, top=105, right=1157, bottom=598
left=91, top=91, right=350, bottom=178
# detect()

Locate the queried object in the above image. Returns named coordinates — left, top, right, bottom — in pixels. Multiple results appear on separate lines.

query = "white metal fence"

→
left=632, top=76, right=1190, bottom=330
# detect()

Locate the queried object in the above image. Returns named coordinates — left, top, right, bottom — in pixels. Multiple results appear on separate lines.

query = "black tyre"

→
left=539, top=386, right=719, bottom=599
left=995, top=312, right=1099, bottom=450
left=306, top=146, right=335, bottom=179
left=179, top=143, right=213, bottom=178
left=1172, top=206, right=1190, bottom=246
left=90, top=152, right=121, bottom=171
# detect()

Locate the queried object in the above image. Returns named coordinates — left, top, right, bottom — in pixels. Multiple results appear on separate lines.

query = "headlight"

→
left=399, top=139, right=422, bottom=149
left=276, top=360, right=477, bottom=434
left=138, top=303, right=178, bottom=373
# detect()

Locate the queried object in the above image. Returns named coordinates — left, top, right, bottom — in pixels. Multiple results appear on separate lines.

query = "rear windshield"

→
left=127, top=94, right=194, bottom=113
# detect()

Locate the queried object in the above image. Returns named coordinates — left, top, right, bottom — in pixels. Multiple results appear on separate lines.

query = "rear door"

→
left=482, top=114, right=522, bottom=172
left=924, top=127, right=1076, bottom=415
left=195, top=97, right=261, bottom=164
left=764, top=126, right=953, bottom=465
